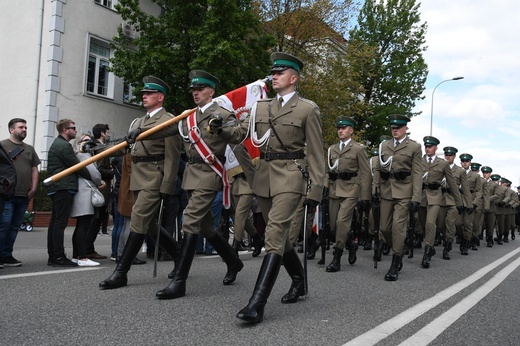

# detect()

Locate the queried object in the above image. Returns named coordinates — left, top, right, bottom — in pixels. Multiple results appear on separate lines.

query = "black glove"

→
left=207, top=114, right=223, bottom=134
left=303, top=198, right=319, bottom=211
left=408, top=201, right=420, bottom=213
left=457, top=205, right=464, bottom=214
left=125, top=127, right=142, bottom=144
left=466, top=204, right=477, bottom=215
left=483, top=209, right=489, bottom=214
left=497, top=201, right=505, bottom=207
left=361, top=200, right=370, bottom=212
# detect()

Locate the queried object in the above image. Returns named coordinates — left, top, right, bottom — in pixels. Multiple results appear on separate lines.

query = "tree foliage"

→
left=346, top=0, right=428, bottom=148
left=110, top=0, right=275, bottom=112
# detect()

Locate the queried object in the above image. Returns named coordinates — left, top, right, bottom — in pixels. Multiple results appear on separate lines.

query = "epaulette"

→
left=298, top=96, right=318, bottom=108
left=408, top=138, right=421, bottom=145
left=258, top=99, right=271, bottom=103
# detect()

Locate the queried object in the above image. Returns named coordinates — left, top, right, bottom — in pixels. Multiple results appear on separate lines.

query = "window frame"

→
left=85, top=36, right=115, bottom=99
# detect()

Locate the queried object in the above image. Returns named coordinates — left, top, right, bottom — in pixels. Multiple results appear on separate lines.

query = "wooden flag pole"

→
left=43, top=107, right=197, bottom=185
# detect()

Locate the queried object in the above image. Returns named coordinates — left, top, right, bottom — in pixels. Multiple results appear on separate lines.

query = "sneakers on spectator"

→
left=1, top=256, right=22, bottom=267
left=110, top=253, right=117, bottom=261
left=71, top=258, right=79, bottom=264
left=78, top=259, right=100, bottom=267
left=52, top=256, right=78, bottom=267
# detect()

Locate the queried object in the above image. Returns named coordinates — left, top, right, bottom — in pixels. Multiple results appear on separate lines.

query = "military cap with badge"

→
left=443, top=146, right=458, bottom=156
left=336, top=116, right=356, bottom=129
left=423, top=136, right=440, bottom=146
left=270, top=52, right=304, bottom=74
left=481, top=166, right=493, bottom=173
left=189, top=70, right=220, bottom=89
left=388, top=114, right=411, bottom=128
left=141, top=75, right=170, bottom=94
left=459, top=153, right=473, bottom=162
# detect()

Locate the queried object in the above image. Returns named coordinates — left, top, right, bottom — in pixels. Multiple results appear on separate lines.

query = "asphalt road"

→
left=2, top=227, right=520, bottom=346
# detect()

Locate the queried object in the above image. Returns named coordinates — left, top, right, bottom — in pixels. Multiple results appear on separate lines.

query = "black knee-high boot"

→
left=237, top=253, right=282, bottom=323
left=156, top=233, right=198, bottom=300
left=206, top=232, right=244, bottom=285
left=99, top=232, right=145, bottom=289
left=281, top=248, right=306, bottom=303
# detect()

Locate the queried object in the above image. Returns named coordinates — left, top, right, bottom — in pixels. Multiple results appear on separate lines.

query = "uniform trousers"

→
left=329, top=197, right=357, bottom=249
left=231, top=193, right=257, bottom=242
left=437, top=205, right=458, bottom=243
left=130, top=189, right=161, bottom=237
left=380, top=198, right=409, bottom=257
left=257, top=192, right=300, bottom=255
left=472, top=208, right=484, bottom=239
left=419, top=204, right=440, bottom=247
left=182, top=189, right=219, bottom=238
left=484, top=212, right=496, bottom=240
left=463, top=212, right=474, bottom=241
left=288, top=195, right=306, bottom=245
left=495, top=210, right=506, bottom=238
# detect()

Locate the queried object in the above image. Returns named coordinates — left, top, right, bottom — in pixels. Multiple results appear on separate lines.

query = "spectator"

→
left=0, top=118, right=40, bottom=267
left=70, top=134, right=104, bottom=266
left=86, top=123, right=114, bottom=260
left=110, top=156, right=123, bottom=261
left=46, top=119, right=92, bottom=267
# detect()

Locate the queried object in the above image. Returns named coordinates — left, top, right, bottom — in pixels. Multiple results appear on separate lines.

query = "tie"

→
left=340, top=142, right=345, bottom=151
left=277, top=97, right=283, bottom=110
left=145, top=113, right=150, bottom=120
left=394, top=140, right=400, bottom=148
left=428, top=157, right=432, bottom=166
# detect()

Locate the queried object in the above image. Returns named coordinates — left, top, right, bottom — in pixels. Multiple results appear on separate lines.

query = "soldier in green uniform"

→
left=459, top=153, right=482, bottom=254
left=377, top=115, right=422, bottom=281
left=482, top=170, right=501, bottom=247
left=99, top=76, right=182, bottom=291
left=500, top=178, right=517, bottom=242
left=325, top=116, right=370, bottom=272
left=470, top=162, right=487, bottom=248
left=153, top=70, right=245, bottom=299
left=418, top=137, right=462, bottom=268
left=494, top=175, right=510, bottom=244
left=221, top=53, right=325, bottom=323
left=436, top=146, right=470, bottom=260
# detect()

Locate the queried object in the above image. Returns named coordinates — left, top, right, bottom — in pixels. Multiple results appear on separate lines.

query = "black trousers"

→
left=47, top=190, right=74, bottom=259
left=73, top=215, right=92, bottom=259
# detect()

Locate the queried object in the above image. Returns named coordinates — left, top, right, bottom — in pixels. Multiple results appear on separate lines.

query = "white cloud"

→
left=412, top=0, right=520, bottom=185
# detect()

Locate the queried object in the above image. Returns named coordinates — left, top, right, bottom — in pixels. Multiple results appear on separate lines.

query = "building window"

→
left=123, top=82, right=142, bottom=106
left=87, top=39, right=113, bottom=98
left=95, top=0, right=118, bottom=10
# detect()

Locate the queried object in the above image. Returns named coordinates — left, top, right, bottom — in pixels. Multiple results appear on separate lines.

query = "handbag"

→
left=82, top=178, right=105, bottom=207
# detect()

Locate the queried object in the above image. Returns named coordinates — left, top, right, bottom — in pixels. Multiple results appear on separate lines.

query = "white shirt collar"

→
left=277, top=92, right=296, bottom=107
left=199, top=101, right=214, bottom=114
left=147, top=107, right=163, bottom=117
left=339, top=138, right=352, bottom=148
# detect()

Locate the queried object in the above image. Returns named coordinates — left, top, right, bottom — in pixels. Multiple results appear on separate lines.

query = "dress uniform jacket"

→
left=225, top=94, right=325, bottom=203
left=328, top=140, right=371, bottom=201
left=379, top=137, right=423, bottom=202
left=443, top=164, right=471, bottom=207
left=421, top=156, right=462, bottom=207
left=484, top=180, right=501, bottom=212
left=180, top=102, right=235, bottom=191
left=495, top=184, right=510, bottom=215
left=465, top=170, right=483, bottom=208
left=129, top=108, right=180, bottom=195
left=222, top=93, right=325, bottom=255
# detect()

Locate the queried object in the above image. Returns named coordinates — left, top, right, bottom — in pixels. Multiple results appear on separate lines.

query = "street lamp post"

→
left=430, top=76, right=464, bottom=135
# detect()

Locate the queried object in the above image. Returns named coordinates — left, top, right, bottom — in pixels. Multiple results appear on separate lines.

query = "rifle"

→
left=318, top=188, right=330, bottom=265
left=406, top=208, right=416, bottom=259
left=44, top=107, right=197, bottom=185
left=372, top=189, right=380, bottom=268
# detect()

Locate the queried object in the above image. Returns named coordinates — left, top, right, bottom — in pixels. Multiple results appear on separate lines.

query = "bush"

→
left=33, top=170, right=52, bottom=211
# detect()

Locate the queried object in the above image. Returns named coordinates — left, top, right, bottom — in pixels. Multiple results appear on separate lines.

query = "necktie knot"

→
left=428, top=157, right=432, bottom=163
left=395, top=140, right=400, bottom=148
left=278, top=97, right=283, bottom=110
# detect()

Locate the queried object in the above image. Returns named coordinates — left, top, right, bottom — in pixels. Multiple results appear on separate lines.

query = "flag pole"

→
left=43, top=107, right=197, bottom=185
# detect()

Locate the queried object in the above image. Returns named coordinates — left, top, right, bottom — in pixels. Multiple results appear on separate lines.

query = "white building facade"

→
left=0, top=0, right=159, bottom=168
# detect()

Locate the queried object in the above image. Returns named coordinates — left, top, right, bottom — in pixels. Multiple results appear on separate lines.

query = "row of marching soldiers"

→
left=308, top=114, right=519, bottom=281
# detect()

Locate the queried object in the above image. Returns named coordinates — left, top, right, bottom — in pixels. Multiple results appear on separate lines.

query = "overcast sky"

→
left=411, top=0, right=520, bottom=185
